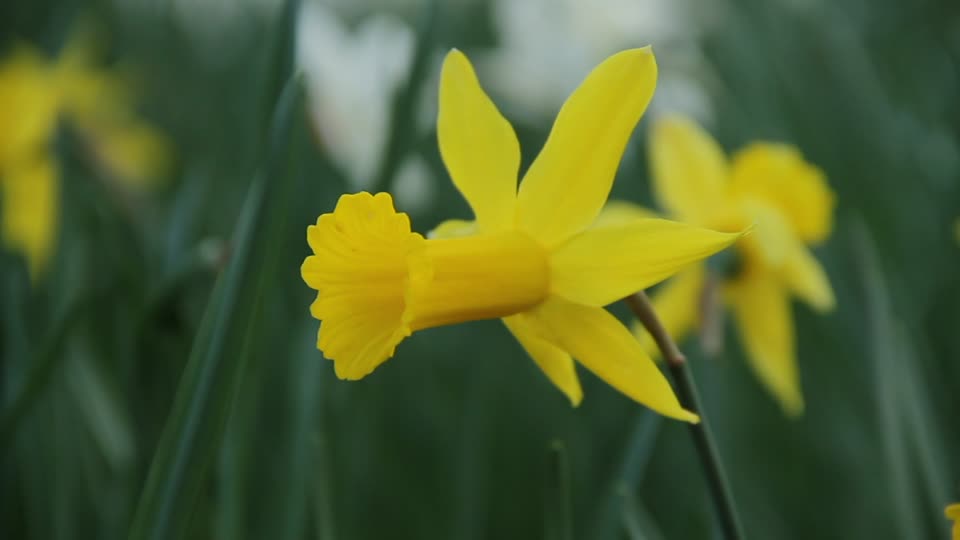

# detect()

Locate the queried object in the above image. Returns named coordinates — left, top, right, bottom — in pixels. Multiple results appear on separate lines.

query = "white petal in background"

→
left=296, top=2, right=415, bottom=190
left=391, top=154, right=436, bottom=215
left=477, top=0, right=715, bottom=126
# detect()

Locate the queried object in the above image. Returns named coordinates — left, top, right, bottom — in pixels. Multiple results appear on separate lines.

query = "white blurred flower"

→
left=391, top=154, right=435, bottom=214
left=478, top=0, right=714, bottom=125
left=297, top=2, right=415, bottom=190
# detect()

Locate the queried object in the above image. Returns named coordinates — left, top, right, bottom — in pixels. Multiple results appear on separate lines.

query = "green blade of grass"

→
left=588, top=411, right=662, bottom=540
left=0, top=289, right=100, bottom=451
left=126, top=72, right=305, bottom=540
left=545, top=440, right=573, bottom=540
left=851, top=217, right=947, bottom=538
left=619, top=484, right=666, bottom=540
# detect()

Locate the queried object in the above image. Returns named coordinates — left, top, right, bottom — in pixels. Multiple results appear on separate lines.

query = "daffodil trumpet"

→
left=302, top=48, right=745, bottom=421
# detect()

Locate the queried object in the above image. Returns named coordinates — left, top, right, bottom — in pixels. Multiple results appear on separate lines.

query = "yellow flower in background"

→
left=625, top=115, right=835, bottom=416
left=947, top=503, right=960, bottom=540
left=301, top=49, right=743, bottom=421
left=0, top=29, right=170, bottom=280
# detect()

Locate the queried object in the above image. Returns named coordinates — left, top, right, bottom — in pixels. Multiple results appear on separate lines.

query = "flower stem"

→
left=625, top=291, right=745, bottom=540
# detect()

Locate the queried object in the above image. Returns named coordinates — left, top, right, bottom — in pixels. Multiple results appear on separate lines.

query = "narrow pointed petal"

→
left=727, top=274, right=803, bottom=416
left=781, top=243, right=834, bottom=312
left=550, top=218, right=742, bottom=307
left=649, top=115, right=729, bottom=224
left=523, top=296, right=698, bottom=422
left=633, top=266, right=705, bottom=358
left=503, top=315, right=583, bottom=406
left=0, top=155, right=59, bottom=281
left=437, top=49, right=519, bottom=232
left=516, top=48, right=657, bottom=247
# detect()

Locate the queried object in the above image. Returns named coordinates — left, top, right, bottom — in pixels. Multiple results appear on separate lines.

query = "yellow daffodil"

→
left=301, top=49, right=744, bottom=421
left=622, top=114, right=835, bottom=416
left=0, top=30, right=169, bottom=280
left=947, top=503, right=960, bottom=540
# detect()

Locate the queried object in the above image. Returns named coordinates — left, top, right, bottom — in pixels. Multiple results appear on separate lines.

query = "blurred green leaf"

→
left=853, top=217, right=950, bottom=539
left=0, top=290, right=98, bottom=451
left=126, top=72, right=306, bottom=540
left=545, top=440, right=573, bottom=540
left=619, top=485, right=666, bottom=540
left=589, top=412, right=662, bottom=540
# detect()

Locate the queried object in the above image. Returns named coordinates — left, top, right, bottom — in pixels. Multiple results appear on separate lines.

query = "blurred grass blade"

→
left=545, top=440, right=573, bottom=540
left=311, top=430, right=337, bottom=540
left=851, top=217, right=945, bottom=538
left=588, top=411, right=662, bottom=540
left=127, top=73, right=305, bottom=540
left=371, top=0, right=440, bottom=192
left=0, top=291, right=97, bottom=450
left=894, top=324, right=951, bottom=523
left=619, top=484, right=666, bottom=540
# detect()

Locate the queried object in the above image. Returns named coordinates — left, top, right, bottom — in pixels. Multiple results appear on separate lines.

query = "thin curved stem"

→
left=625, top=291, right=745, bottom=540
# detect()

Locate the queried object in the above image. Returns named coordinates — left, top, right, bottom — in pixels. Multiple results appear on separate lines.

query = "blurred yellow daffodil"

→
left=622, top=115, right=835, bottom=416
left=301, top=49, right=744, bottom=421
left=947, top=503, right=960, bottom=540
left=0, top=30, right=170, bottom=281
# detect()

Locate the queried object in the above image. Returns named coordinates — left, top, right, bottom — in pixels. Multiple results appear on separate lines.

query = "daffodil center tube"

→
left=407, top=232, right=548, bottom=329
left=301, top=192, right=549, bottom=379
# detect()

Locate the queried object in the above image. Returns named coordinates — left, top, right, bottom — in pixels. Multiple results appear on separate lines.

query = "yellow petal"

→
left=738, top=198, right=794, bottom=268
left=946, top=503, right=960, bottom=520
left=633, top=266, right=705, bottom=358
left=730, top=143, right=834, bottom=244
left=781, top=243, right=834, bottom=312
left=427, top=218, right=477, bottom=239
left=947, top=503, right=960, bottom=540
left=550, top=218, right=742, bottom=307
left=0, top=155, right=59, bottom=281
left=83, top=120, right=171, bottom=188
left=648, top=115, right=729, bottom=224
left=522, top=296, right=698, bottom=422
left=590, top=200, right=659, bottom=229
left=727, top=273, right=803, bottom=416
left=0, top=46, right=59, bottom=165
left=437, top=49, right=519, bottom=232
left=502, top=315, right=583, bottom=406
left=516, top=48, right=657, bottom=247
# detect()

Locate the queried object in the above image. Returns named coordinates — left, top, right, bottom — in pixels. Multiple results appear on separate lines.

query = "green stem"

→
left=545, top=440, right=574, bottom=540
left=625, top=292, right=745, bottom=540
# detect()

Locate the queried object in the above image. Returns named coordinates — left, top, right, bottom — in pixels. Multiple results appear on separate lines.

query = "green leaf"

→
left=619, top=485, right=666, bottom=540
left=588, top=412, right=662, bottom=540
left=126, top=73, right=307, bottom=540
left=545, top=440, right=573, bottom=540
left=852, top=217, right=950, bottom=539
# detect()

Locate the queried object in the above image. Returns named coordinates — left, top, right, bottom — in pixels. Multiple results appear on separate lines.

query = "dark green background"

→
left=2, top=0, right=958, bottom=538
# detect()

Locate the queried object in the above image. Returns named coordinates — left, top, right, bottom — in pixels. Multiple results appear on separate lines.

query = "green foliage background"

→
left=2, top=0, right=959, bottom=539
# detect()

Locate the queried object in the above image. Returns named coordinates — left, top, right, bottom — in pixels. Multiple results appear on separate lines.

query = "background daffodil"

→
left=302, top=48, right=743, bottom=421
left=624, top=114, right=835, bottom=416
left=0, top=30, right=170, bottom=280
left=947, top=504, right=960, bottom=540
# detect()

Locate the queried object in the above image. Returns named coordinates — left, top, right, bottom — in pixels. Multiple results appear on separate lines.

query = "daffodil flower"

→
left=946, top=503, right=960, bottom=540
left=301, top=49, right=743, bottom=421
left=0, top=30, right=169, bottom=280
left=622, top=115, right=835, bottom=416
